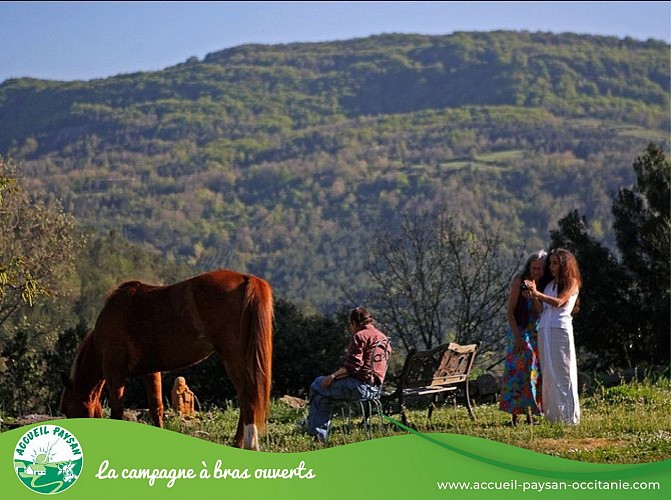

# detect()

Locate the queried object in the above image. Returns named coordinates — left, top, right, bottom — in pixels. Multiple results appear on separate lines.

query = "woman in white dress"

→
left=524, top=248, right=582, bottom=424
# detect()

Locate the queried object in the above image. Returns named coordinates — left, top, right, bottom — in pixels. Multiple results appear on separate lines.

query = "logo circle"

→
left=13, top=424, right=83, bottom=494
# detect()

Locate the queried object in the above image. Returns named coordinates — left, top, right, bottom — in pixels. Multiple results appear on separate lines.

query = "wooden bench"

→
left=382, top=342, right=479, bottom=426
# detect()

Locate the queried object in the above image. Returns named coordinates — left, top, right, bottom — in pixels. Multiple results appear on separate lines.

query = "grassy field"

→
left=159, top=377, right=671, bottom=463
left=437, top=150, right=525, bottom=172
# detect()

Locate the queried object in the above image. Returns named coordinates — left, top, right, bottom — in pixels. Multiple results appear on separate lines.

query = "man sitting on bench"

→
left=297, top=307, right=391, bottom=442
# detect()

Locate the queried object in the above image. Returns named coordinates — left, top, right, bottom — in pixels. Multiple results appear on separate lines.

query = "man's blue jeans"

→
left=306, top=376, right=379, bottom=438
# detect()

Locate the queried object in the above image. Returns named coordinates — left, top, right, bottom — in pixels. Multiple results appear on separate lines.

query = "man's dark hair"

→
left=349, top=307, right=373, bottom=325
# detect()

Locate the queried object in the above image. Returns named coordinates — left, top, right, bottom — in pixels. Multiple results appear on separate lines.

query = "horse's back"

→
left=183, top=269, right=249, bottom=305
left=93, top=270, right=271, bottom=374
left=102, top=269, right=259, bottom=314
left=187, top=269, right=251, bottom=292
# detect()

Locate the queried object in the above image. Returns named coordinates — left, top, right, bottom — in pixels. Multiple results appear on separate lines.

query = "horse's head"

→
left=59, top=372, right=103, bottom=419
left=59, top=330, right=104, bottom=419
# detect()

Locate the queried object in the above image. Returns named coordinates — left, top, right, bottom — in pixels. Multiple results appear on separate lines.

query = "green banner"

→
left=2, top=419, right=669, bottom=499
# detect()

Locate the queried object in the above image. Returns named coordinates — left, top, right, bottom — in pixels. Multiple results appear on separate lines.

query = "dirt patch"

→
left=1, top=414, right=61, bottom=430
left=536, top=437, right=628, bottom=452
left=280, top=395, right=307, bottom=409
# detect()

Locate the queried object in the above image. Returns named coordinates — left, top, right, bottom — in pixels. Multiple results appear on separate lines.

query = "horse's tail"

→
left=242, top=274, right=274, bottom=433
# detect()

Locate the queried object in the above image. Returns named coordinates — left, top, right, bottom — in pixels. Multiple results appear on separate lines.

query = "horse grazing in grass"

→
left=60, top=270, right=273, bottom=450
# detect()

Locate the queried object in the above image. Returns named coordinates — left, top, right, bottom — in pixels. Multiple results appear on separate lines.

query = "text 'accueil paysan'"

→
left=13, top=424, right=83, bottom=494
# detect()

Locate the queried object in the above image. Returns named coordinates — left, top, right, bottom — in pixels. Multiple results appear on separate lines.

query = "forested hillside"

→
left=1, top=31, right=668, bottom=309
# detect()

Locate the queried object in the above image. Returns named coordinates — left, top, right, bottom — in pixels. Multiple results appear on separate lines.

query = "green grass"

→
left=611, top=125, right=669, bottom=141
left=475, top=149, right=526, bottom=164
left=438, top=150, right=525, bottom=172
left=158, top=378, right=671, bottom=463
left=438, top=160, right=477, bottom=170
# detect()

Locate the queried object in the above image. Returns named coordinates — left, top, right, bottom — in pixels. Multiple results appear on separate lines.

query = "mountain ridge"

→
left=0, top=31, right=668, bottom=309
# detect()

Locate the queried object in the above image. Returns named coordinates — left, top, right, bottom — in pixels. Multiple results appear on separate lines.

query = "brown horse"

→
left=60, top=269, right=273, bottom=450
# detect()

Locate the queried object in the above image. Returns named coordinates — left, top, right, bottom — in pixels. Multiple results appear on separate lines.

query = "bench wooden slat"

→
left=383, top=341, right=479, bottom=423
left=403, top=386, right=457, bottom=396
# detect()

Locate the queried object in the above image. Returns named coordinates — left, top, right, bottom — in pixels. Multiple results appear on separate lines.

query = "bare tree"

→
left=442, top=213, right=516, bottom=348
left=364, top=208, right=516, bottom=352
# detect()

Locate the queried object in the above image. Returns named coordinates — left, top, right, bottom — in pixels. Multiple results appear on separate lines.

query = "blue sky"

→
left=1, top=1, right=669, bottom=83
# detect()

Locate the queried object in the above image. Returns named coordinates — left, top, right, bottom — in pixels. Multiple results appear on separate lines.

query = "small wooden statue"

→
left=171, top=376, right=195, bottom=416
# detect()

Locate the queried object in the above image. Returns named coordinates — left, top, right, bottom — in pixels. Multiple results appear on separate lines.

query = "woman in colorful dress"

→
left=524, top=248, right=582, bottom=425
left=499, top=250, right=549, bottom=425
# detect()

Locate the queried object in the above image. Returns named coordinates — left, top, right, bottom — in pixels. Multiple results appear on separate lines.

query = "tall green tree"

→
left=612, top=143, right=670, bottom=365
left=0, top=156, right=79, bottom=328
left=0, top=155, right=80, bottom=414
left=551, top=144, right=670, bottom=368
left=550, top=211, right=642, bottom=367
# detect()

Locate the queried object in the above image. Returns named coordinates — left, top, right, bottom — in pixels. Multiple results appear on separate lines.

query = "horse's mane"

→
left=104, top=280, right=161, bottom=305
left=69, top=330, right=96, bottom=381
